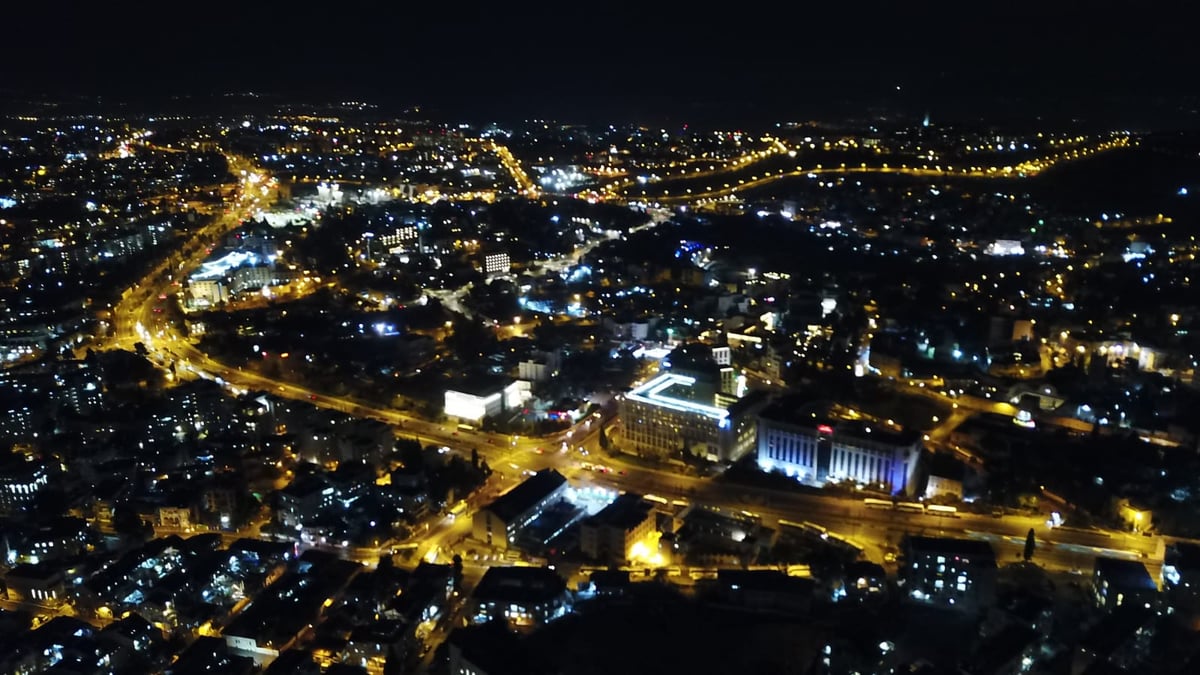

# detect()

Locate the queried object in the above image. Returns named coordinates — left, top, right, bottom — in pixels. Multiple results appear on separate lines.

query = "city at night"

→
left=2, top=5, right=1199, bottom=674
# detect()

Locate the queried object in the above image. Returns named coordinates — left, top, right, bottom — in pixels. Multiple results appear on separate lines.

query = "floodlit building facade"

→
left=755, top=398, right=922, bottom=496
left=444, top=378, right=524, bottom=424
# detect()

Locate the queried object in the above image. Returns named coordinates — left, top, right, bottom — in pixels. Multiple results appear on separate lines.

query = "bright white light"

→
left=625, top=373, right=730, bottom=422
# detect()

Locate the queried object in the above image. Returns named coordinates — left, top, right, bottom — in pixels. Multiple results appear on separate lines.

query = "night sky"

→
left=6, top=2, right=1197, bottom=126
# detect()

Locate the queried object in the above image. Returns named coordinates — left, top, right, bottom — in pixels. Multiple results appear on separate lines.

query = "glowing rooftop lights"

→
left=626, top=373, right=730, bottom=421
left=190, top=250, right=264, bottom=281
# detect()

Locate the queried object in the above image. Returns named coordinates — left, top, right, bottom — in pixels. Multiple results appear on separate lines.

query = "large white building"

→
left=445, top=378, right=524, bottom=424
left=756, top=398, right=922, bottom=495
left=517, top=350, right=561, bottom=383
left=189, top=279, right=228, bottom=307
left=231, top=265, right=277, bottom=294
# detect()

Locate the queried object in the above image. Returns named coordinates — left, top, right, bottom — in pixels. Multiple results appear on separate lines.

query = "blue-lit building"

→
left=755, top=398, right=921, bottom=496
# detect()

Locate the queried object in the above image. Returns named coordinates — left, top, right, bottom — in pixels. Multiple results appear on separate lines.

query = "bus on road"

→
left=863, top=498, right=893, bottom=510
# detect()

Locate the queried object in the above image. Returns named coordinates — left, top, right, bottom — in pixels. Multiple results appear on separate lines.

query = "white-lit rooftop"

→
left=625, top=372, right=729, bottom=421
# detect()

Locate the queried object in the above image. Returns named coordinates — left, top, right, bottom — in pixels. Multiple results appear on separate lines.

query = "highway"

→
left=621, top=135, right=1135, bottom=205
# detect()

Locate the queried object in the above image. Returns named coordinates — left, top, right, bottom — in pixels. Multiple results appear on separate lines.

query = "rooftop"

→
left=760, top=397, right=920, bottom=445
left=905, top=536, right=997, bottom=564
left=448, top=622, right=553, bottom=675
left=625, top=372, right=729, bottom=422
left=1079, top=604, right=1155, bottom=655
left=716, top=569, right=814, bottom=594
left=483, top=468, right=567, bottom=524
left=473, top=566, right=567, bottom=605
left=1094, top=557, right=1158, bottom=592
left=1169, top=542, right=1200, bottom=571
left=448, top=373, right=515, bottom=398
left=583, top=493, right=654, bottom=532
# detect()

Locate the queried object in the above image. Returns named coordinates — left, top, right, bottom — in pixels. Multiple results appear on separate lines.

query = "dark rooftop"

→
left=582, top=493, right=653, bottom=532
left=758, top=395, right=920, bottom=445
left=167, top=636, right=255, bottom=675
left=964, top=624, right=1039, bottom=675
left=905, top=536, right=997, bottom=564
left=448, top=622, right=554, bottom=675
left=716, top=569, right=815, bottom=594
left=473, top=566, right=567, bottom=605
left=1079, top=604, right=1155, bottom=656
left=450, top=373, right=514, bottom=397
left=1094, top=557, right=1158, bottom=592
left=589, top=569, right=631, bottom=590
left=263, top=649, right=321, bottom=675
left=482, top=468, right=567, bottom=524
left=1167, top=541, right=1200, bottom=571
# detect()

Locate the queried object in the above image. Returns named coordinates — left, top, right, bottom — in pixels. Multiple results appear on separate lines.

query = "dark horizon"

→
left=5, top=3, right=1198, bottom=130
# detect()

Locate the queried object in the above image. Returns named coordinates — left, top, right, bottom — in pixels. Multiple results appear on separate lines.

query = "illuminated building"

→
left=2, top=517, right=90, bottom=566
left=444, top=377, right=524, bottom=424
left=985, top=239, right=1026, bottom=256
left=578, top=493, right=657, bottom=564
left=618, top=342, right=759, bottom=462
left=903, top=536, right=996, bottom=612
left=3, top=562, right=65, bottom=603
left=0, top=456, right=50, bottom=516
left=618, top=372, right=760, bottom=462
left=379, top=225, right=419, bottom=250
left=275, top=474, right=337, bottom=529
left=483, top=252, right=510, bottom=277
left=466, top=566, right=571, bottom=628
left=230, top=265, right=277, bottom=294
left=0, top=403, right=35, bottom=439
left=755, top=399, right=921, bottom=495
left=473, top=469, right=567, bottom=550
left=518, top=350, right=561, bottom=383
left=188, top=279, right=227, bottom=307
